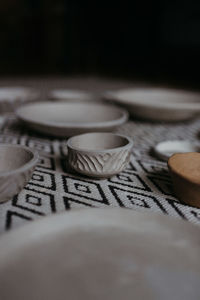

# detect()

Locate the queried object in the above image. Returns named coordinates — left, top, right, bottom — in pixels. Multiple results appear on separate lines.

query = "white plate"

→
left=0, top=87, right=39, bottom=113
left=103, top=88, right=200, bottom=121
left=0, top=208, right=200, bottom=300
left=154, top=140, right=200, bottom=161
left=16, top=102, right=128, bottom=137
left=49, top=89, right=94, bottom=102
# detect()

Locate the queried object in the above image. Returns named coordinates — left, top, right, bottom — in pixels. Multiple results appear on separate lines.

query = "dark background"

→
left=1, top=0, right=200, bottom=87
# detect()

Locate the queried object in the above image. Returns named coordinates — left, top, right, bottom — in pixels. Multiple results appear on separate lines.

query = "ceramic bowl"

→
left=49, top=89, right=94, bottom=102
left=0, top=87, right=39, bottom=113
left=16, top=102, right=128, bottom=137
left=0, top=144, right=38, bottom=203
left=0, top=208, right=200, bottom=300
left=154, top=140, right=200, bottom=161
left=103, top=88, right=200, bottom=121
left=168, top=152, right=200, bottom=208
left=67, top=132, right=133, bottom=178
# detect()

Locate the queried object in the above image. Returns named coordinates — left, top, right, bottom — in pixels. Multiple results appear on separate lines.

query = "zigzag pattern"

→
left=0, top=115, right=200, bottom=233
left=68, top=148, right=131, bottom=175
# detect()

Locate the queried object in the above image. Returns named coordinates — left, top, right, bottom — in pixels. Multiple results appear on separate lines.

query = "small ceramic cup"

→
left=0, top=144, right=39, bottom=203
left=67, top=132, right=133, bottom=178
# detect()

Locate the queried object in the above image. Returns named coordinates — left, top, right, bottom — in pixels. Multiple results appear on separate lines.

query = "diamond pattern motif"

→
left=0, top=113, right=200, bottom=233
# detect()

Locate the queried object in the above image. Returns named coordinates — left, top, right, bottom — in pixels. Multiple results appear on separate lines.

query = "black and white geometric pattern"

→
left=1, top=113, right=200, bottom=234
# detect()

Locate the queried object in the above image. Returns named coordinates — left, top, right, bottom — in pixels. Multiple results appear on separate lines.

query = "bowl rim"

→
left=0, top=144, right=39, bottom=177
left=15, top=102, right=129, bottom=129
left=0, top=86, right=39, bottom=101
left=168, top=152, right=200, bottom=185
left=49, top=89, right=93, bottom=100
left=154, top=140, right=200, bottom=162
left=103, top=88, right=200, bottom=111
left=67, top=132, right=133, bottom=153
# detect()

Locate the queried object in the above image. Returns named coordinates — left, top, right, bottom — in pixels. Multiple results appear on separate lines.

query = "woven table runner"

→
left=0, top=113, right=200, bottom=234
left=0, top=77, right=200, bottom=234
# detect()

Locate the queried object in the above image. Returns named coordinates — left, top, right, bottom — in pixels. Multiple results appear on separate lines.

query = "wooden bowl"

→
left=168, top=152, right=200, bottom=207
left=0, top=144, right=38, bottom=203
left=67, top=132, right=133, bottom=178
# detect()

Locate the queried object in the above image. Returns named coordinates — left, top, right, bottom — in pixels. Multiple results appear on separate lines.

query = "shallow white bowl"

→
left=0, top=87, right=39, bottom=113
left=103, top=88, right=200, bottom=121
left=49, top=89, right=94, bottom=102
left=154, top=140, right=200, bottom=162
left=0, top=208, right=200, bottom=300
left=16, top=102, right=128, bottom=137
left=67, top=132, right=133, bottom=178
left=0, top=144, right=38, bottom=202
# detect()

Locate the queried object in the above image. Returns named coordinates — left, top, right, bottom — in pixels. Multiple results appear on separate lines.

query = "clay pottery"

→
left=16, top=102, right=128, bottom=137
left=0, top=144, right=38, bottom=202
left=168, top=152, right=200, bottom=207
left=103, top=88, right=200, bottom=121
left=0, top=208, right=200, bottom=300
left=0, top=87, right=39, bottom=113
left=154, top=140, right=200, bottom=162
left=67, top=132, right=133, bottom=178
left=49, top=89, right=95, bottom=102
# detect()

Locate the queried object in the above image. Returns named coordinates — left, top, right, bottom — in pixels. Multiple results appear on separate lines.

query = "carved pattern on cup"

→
left=68, top=148, right=131, bottom=175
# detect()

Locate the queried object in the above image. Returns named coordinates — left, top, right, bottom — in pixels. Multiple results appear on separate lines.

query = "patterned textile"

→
left=1, top=108, right=200, bottom=234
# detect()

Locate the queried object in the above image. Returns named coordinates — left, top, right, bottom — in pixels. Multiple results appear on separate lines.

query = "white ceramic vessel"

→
left=103, top=88, right=200, bottom=121
left=0, top=208, right=200, bottom=300
left=154, top=140, right=200, bottom=161
left=67, top=132, right=133, bottom=177
left=0, top=87, right=39, bottom=113
left=49, top=89, right=94, bottom=102
left=16, top=102, right=128, bottom=137
left=0, top=144, right=38, bottom=202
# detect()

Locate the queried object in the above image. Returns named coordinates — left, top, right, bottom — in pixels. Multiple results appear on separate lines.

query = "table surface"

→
left=0, top=77, right=200, bottom=234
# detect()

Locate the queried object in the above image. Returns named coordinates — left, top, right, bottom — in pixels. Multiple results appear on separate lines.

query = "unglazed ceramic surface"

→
left=154, top=140, right=200, bottom=161
left=67, top=132, right=133, bottom=177
left=49, top=89, right=94, bottom=102
left=0, top=208, right=200, bottom=300
left=0, top=144, right=38, bottom=202
left=0, top=87, right=39, bottom=113
left=103, top=88, right=200, bottom=121
left=16, top=102, right=128, bottom=137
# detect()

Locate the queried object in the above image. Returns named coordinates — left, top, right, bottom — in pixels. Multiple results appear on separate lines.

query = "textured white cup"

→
left=67, top=132, right=133, bottom=178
